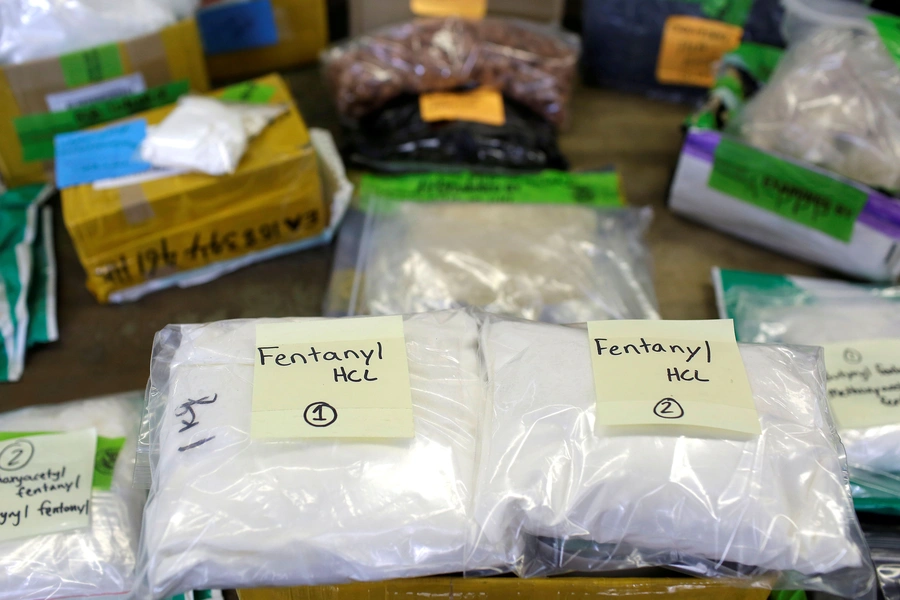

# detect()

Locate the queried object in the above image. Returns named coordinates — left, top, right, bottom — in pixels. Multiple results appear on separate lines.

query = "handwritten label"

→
left=198, top=0, right=280, bottom=56
left=55, top=119, right=151, bottom=189
left=0, top=429, right=96, bottom=543
left=174, top=394, right=219, bottom=452
left=419, top=88, right=505, bottom=126
left=656, top=16, right=743, bottom=87
left=823, top=340, right=900, bottom=430
left=587, top=320, right=760, bottom=436
left=708, top=138, right=868, bottom=242
left=46, top=73, right=147, bottom=113
left=411, top=0, right=487, bottom=19
left=252, top=316, right=414, bottom=439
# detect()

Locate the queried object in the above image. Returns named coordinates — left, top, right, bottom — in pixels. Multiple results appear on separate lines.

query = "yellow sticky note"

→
left=419, top=88, right=506, bottom=126
left=411, top=0, right=487, bottom=19
left=252, top=316, right=414, bottom=439
left=0, top=429, right=97, bottom=542
left=586, top=320, right=760, bottom=436
left=823, top=339, right=900, bottom=429
left=656, top=15, right=744, bottom=87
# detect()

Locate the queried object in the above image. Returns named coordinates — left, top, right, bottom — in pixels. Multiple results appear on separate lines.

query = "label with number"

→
left=586, top=320, right=759, bottom=436
left=252, top=316, right=414, bottom=439
left=823, top=339, right=900, bottom=430
left=0, top=429, right=97, bottom=543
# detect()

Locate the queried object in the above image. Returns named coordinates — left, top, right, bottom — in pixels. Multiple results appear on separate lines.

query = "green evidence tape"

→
left=871, top=15, right=900, bottom=69
left=0, top=432, right=126, bottom=491
left=220, top=81, right=276, bottom=104
left=58, top=43, right=124, bottom=88
left=359, top=171, right=625, bottom=207
left=708, top=138, right=868, bottom=242
left=680, top=0, right=756, bottom=26
left=13, top=80, right=190, bottom=163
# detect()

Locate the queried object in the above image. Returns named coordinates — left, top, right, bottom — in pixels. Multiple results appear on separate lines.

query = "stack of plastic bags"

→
left=321, top=18, right=579, bottom=173
left=0, top=184, right=57, bottom=383
left=134, top=310, right=875, bottom=598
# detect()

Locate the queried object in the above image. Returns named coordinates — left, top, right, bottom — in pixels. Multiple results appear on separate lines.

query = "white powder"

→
left=473, top=317, right=871, bottom=596
left=140, top=97, right=287, bottom=176
left=138, top=312, right=486, bottom=598
left=733, top=297, right=900, bottom=474
left=0, top=393, right=145, bottom=600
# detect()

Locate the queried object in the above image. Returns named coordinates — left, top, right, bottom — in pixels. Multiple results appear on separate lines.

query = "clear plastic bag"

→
left=0, top=392, right=145, bottom=600
left=0, top=0, right=197, bottom=65
left=344, top=94, right=568, bottom=173
left=470, top=315, right=874, bottom=596
left=862, top=523, right=900, bottom=598
left=321, top=18, right=579, bottom=127
left=347, top=202, right=659, bottom=323
left=723, top=279, right=900, bottom=483
left=731, top=26, right=900, bottom=193
left=140, top=96, right=288, bottom=176
left=136, top=311, right=487, bottom=598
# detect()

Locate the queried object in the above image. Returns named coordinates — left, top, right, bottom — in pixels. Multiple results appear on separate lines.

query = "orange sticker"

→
left=656, top=15, right=744, bottom=88
left=410, top=0, right=487, bottom=20
left=419, top=88, right=505, bottom=126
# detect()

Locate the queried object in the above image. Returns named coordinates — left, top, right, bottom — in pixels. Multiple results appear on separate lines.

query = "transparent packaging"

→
left=725, top=282, right=900, bottom=492
left=344, top=202, right=659, bottom=323
left=470, top=315, right=874, bottom=596
left=0, top=0, right=197, bottom=65
left=321, top=18, right=579, bottom=127
left=731, top=26, right=900, bottom=193
left=0, top=392, right=145, bottom=600
left=136, top=312, right=487, bottom=598
left=140, top=96, right=288, bottom=176
left=862, top=524, right=900, bottom=598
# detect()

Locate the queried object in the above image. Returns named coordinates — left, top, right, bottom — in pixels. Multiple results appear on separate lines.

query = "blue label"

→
left=54, top=119, right=151, bottom=188
left=198, top=0, right=279, bottom=56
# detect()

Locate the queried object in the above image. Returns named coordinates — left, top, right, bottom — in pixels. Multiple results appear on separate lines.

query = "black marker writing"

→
left=178, top=437, right=216, bottom=452
left=593, top=338, right=712, bottom=363
left=175, top=394, right=218, bottom=433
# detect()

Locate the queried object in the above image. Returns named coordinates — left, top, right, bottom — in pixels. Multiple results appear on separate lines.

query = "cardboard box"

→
left=201, top=0, right=329, bottom=81
left=349, top=0, right=564, bottom=35
left=0, top=19, right=210, bottom=189
left=62, top=74, right=328, bottom=303
left=238, top=577, right=770, bottom=600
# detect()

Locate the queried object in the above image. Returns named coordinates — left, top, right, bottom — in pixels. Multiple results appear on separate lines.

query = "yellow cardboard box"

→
left=203, top=0, right=329, bottom=82
left=238, top=577, right=770, bottom=600
left=61, top=74, right=326, bottom=303
left=0, top=19, right=210, bottom=188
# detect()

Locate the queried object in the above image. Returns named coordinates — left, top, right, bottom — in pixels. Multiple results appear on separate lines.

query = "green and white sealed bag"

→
left=714, top=267, right=900, bottom=513
left=0, top=184, right=56, bottom=382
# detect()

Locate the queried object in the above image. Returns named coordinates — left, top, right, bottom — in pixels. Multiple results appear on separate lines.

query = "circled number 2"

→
left=303, top=402, right=338, bottom=428
left=0, top=439, right=35, bottom=472
left=653, top=398, right=684, bottom=420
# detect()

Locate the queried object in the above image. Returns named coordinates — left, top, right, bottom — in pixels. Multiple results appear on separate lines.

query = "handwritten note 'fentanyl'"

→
left=0, top=429, right=97, bottom=543
left=587, top=320, right=760, bottom=436
left=252, top=316, right=414, bottom=439
left=824, top=339, right=900, bottom=430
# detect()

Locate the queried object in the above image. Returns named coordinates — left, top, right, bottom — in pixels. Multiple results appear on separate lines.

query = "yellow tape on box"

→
left=0, top=19, right=210, bottom=188
left=61, top=73, right=326, bottom=303
left=238, top=577, right=770, bottom=600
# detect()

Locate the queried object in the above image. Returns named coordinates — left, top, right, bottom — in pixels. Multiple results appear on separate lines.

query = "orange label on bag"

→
left=419, top=88, right=505, bottom=126
left=411, top=0, right=487, bottom=20
left=656, top=15, right=744, bottom=87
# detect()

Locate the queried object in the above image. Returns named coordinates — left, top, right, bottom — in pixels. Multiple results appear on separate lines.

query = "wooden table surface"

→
left=3, top=70, right=831, bottom=409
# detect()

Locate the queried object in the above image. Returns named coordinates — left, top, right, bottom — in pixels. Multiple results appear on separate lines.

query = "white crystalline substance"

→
left=362, top=204, right=659, bottom=323
left=735, top=299, right=900, bottom=473
left=733, top=27, right=900, bottom=192
left=474, top=318, right=866, bottom=585
left=140, top=97, right=287, bottom=176
left=0, top=393, right=145, bottom=600
left=0, top=0, right=194, bottom=65
left=140, top=312, right=486, bottom=598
